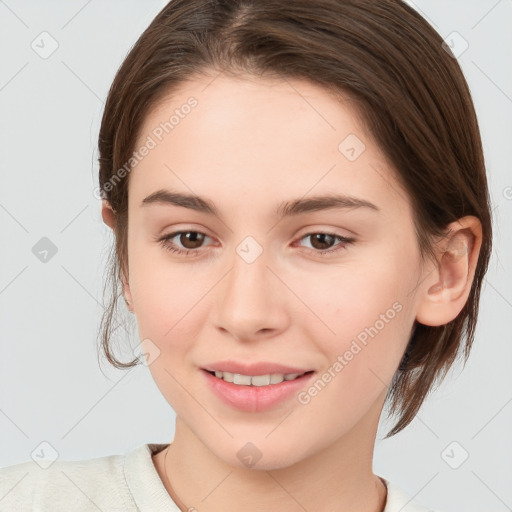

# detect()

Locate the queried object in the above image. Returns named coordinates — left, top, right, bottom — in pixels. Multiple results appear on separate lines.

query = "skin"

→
left=102, top=72, right=482, bottom=512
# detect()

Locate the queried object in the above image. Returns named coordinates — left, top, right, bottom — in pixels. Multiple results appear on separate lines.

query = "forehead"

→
left=138, top=73, right=369, bottom=152
left=129, top=73, right=410, bottom=219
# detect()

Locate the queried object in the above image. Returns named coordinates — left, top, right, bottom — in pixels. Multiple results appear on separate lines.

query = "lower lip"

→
left=201, top=369, right=315, bottom=413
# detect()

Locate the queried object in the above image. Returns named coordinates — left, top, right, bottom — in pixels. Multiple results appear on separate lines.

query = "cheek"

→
left=128, top=257, right=211, bottom=407
left=127, top=245, right=200, bottom=344
left=295, top=249, right=416, bottom=380
left=296, top=292, right=411, bottom=430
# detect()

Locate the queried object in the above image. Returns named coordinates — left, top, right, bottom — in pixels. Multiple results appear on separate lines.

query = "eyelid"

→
left=295, top=224, right=357, bottom=239
left=156, top=227, right=355, bottom=259
left=156, top=229, right=216, bottom=248
left=157, top=226, right=351, bottom=243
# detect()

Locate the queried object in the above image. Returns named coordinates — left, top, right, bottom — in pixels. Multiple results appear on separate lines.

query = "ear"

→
left=121, top=276, right=134, bottom=314
left=100, top=200, right=134, bottom=313
left=101, top=199, right=116, bottom=230
left=415, top=216, right=483, bottom=326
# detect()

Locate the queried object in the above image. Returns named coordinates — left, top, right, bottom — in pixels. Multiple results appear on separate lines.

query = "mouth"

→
left=203, top=369, right=315, bottom=387
left=201, top=367, right=317, bottom=412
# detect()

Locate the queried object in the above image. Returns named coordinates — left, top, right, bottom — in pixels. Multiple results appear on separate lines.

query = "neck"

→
left=157, top=398, right=388, bottom=512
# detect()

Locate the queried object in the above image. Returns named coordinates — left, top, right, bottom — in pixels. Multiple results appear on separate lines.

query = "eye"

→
left=157, top=230, right=213, bottom=257
left=295, top=232, right=355, bottom=256
left=156, top=230, right=355, bottom=258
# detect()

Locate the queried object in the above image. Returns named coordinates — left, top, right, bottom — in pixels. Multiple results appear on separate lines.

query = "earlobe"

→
left=122, top=280, right=134, bottom=313
left=101, top=199, right=116, bottom=230
left=415, top=216, right=482, bottom=327
left=101, top=199, right=134, bottom=313
left=121, top=264, right=134, bottom=313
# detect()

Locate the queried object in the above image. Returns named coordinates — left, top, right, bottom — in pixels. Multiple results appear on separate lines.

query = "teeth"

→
left=234, top=373, right=252, bottom=385
left=212, top=371, right=304, bottom=386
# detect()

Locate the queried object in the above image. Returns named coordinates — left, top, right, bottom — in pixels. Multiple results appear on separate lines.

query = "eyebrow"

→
left=140, top=189, right=380, bottom=217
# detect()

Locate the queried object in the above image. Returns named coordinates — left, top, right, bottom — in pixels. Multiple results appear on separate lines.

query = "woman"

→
left=0, top=1, right=492, bottom=510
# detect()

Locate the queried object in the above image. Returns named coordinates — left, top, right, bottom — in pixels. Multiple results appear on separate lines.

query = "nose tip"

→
left=213, top=256, right=288, bottom=341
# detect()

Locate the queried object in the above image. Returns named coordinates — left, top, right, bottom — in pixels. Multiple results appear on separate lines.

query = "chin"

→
left=208, top=436, right=312, bottom=472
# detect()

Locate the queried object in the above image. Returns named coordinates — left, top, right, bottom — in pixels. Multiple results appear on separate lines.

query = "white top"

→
left=0, top=443, right=440, bottom=511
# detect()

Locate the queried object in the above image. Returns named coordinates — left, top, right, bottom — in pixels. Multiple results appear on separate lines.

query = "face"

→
left=120, top=73, right=429, bottom=470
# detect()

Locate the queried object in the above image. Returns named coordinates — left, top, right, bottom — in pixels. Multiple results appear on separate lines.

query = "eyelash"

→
left=156, top=230, right=355, bottom=258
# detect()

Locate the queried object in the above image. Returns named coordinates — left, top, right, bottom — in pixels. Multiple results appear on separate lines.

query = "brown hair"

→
left=97, top=0, right=492, bottom=437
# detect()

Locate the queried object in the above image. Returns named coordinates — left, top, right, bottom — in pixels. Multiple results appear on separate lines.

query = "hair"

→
left=96, top=0, right=492, bottom=437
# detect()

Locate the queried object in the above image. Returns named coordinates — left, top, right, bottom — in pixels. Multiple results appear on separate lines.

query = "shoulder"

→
left=382, top=477, right=444, bottom=512
left=0, top=447, right=135, bottom=512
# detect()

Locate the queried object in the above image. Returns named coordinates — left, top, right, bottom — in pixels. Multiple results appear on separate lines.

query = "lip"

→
left=202, top=360, right=313, bottom=376
left=201, top=368, right=316, bottom=413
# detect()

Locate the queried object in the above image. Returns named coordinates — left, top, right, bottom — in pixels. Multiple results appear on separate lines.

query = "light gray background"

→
left=0, top=1, right=511, bottom=511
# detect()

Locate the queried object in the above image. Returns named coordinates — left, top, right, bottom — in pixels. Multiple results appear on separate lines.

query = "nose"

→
left=212, top=245, right=289, bottom=342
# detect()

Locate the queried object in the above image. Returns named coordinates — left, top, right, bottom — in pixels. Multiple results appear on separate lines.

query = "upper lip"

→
left=202, top=360, right=314, bottom=376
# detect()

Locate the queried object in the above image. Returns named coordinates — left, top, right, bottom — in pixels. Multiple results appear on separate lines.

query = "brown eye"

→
left=308, top=233, right=337, bottom=250
left=177, top=231, right=206, bottom=249
left=157, top=230, right=212, bottom=256
left=297, top=232, right=355, bottom=257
